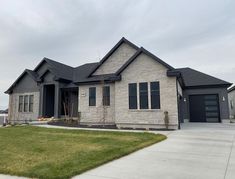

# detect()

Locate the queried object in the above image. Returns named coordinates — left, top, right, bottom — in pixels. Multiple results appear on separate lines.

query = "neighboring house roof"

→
left=169, top=67, right=232, bottom=88
left=0, top=109, right=8, bottom=114
left=228, top=85, right=235, bottom=93
left=5, top=37, right=232, bottom=94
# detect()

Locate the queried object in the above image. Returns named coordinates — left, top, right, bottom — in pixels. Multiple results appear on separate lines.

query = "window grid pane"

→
left=18, top=96, right=23, bottom=112
left=151, top=82, right=160, bottom=109
left=89, top=87, right=96, bottom=106
left=129, top=83, right=137, bottom=109
left=29, top=95, right=34, bottom=112
left=139, top=82, right=148, bottom=109
left=103, top=86, right=110, bottom=106
left=24, top=95, right=29, bottom=112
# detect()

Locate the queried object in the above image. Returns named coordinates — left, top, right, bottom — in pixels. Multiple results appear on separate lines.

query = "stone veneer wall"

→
left=114, top=53, right=178, bottom=129
left=8, top=92, right=40, bottom=123
left=78, top=84, right=115, bottom=124
left=93, top=43, right=137, bottom=75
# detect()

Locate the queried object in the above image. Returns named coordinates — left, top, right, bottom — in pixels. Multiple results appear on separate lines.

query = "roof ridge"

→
left=43, top=57, right=74, bottom=69
left=75, top=62, right=99, bottom=68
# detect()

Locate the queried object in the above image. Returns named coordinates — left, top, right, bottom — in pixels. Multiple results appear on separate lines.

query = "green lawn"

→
left=0, top=126, right=166, bottom=179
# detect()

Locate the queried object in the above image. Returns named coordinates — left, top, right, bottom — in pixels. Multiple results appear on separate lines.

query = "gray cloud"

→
left=0, top=0, right=235, bottom=109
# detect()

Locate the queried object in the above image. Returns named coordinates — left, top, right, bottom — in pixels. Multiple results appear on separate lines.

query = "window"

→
left=139, top=82, right=148, bottom=109
left=151, top=82, right=160, bottom=109
left=89, top=87, right=96, bottom=106
left=129, top=83, right=137, bottom=109
left=18, top=96, right=23, bottom=112
left=29, top=95, right=34, bottom=112
left=103, top=86, right=110, bottom=106
left=24, top=95, right=29, bottom=112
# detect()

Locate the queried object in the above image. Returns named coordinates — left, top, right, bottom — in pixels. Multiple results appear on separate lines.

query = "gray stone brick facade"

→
left=114, top=53, right=178, bottom=129
left=94, top=43, right=137, bottom=75
left=8, top=92, right=40, bottom=122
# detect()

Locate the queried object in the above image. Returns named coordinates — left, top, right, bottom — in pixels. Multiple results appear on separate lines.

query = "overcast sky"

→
left=0, top=0, right=235, bottom=109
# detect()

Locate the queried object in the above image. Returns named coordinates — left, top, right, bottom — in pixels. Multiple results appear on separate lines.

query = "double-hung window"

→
left=18, top=96, right=23, bottom=112
left=103, top=86, right=110, bottom=106
left=139, top=82, right=148, bottom=109
left=89, top=87, right=96, bottom=106
left=29, top=95, right=34, bottom=112
left=24, top=95, right=29, bottom=112
left=129, top=83, right=137, bottom=109
left=150, top=82, right=160, bottom=109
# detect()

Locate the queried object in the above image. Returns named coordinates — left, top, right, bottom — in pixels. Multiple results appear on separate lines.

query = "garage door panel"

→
left=205, top=106, right=218, bottom=111
left=206, top=118, right=219, bottom=122
left=189, top=94, right=220, bottom=123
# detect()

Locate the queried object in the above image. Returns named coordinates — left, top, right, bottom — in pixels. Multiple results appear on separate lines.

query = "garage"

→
left=189, top=94, right=220, bottom=122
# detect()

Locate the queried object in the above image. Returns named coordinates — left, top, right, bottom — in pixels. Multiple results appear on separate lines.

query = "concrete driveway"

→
left=75, top=123, right=235, bottom=179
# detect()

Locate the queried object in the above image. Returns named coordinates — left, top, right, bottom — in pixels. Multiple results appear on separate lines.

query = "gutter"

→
left=176, top=77, right=181, bottom=130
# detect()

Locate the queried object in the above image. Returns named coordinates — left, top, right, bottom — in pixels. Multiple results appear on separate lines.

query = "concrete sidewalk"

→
left=74, top=123, right=235, bottom=179
left=0, top=174, right=27, bottom=179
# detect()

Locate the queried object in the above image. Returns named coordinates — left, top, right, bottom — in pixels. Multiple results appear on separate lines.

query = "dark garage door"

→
left=189, top=94, right=220, bottom=122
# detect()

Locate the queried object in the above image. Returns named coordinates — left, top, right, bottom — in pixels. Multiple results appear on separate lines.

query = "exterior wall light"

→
left=222, top=96, right=225, bottom=101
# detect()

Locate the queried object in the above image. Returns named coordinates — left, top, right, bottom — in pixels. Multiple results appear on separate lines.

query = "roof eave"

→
left=74, top=76, right=121, bottom=85
left=184, top=83, right=232, bottom=89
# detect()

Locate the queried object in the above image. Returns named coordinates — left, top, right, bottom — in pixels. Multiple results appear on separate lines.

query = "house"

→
left=228, top=86, right=235, bottom=118
left=5, top=37, right=232, bottom=129
left=0, top=109, right=8, bottom=114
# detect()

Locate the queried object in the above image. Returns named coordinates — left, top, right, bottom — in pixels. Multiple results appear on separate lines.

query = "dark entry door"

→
left=189, top=94, right=220, bottom=122
left=43, top=85, right=55, bottom=117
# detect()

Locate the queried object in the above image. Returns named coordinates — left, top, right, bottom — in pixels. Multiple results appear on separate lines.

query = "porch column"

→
left=54, top=83, right=60, bottom=118
left=39, top=84, right=44, bottom=117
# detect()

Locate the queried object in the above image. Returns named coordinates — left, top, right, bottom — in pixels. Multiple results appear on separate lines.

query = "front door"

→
left=43, top=85, right=55, bottom=117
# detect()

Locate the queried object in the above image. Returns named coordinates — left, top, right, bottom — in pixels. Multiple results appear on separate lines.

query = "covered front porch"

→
left=39, top=83, right=79, bottom=119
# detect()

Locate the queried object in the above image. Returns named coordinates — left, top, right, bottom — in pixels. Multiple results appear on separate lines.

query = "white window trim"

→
left=18, top=94, right=34, bottom=113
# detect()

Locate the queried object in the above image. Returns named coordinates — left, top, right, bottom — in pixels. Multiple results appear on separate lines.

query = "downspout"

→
left=176, top=77, right=181, bottom=130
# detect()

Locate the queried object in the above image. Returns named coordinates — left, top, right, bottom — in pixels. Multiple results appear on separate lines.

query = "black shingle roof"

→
left=5, top=38, right=232, bottom=94
left=73, top=62, right=99, bottom=82
left=171, top=67, right=232, bottom=88
left=5, top=69, right=39, bottom=93
left=42, top=58, right=74, bottom=81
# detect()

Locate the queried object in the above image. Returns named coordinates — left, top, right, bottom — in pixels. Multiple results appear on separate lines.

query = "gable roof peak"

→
left=5, top=69, right=39, bottom=94
left=115, top=46, right=175, bottom=75
left=88, top=37, right=140, bottom=77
